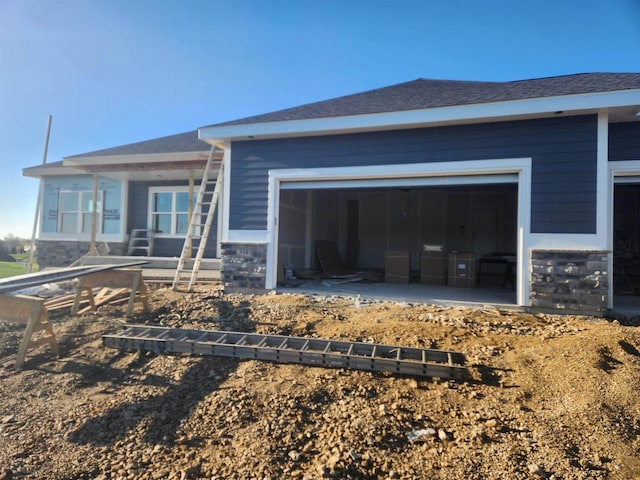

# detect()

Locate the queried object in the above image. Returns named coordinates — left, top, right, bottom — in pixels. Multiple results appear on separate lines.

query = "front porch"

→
left=75, top=255, right=221, bottom=284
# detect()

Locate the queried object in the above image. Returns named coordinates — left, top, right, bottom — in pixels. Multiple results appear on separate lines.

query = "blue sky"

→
left=1, top=0, right=639, bottom=238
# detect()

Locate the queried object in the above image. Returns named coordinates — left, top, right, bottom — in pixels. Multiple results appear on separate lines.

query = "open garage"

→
left=276, top=177, right=519, bottom=303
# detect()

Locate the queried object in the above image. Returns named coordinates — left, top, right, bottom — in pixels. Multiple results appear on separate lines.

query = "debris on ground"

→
left=1, top=285, right=639, bottom=479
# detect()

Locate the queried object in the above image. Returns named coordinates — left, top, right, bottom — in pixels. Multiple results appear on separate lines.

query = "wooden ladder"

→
left=172, top=146, right=223, bottom=291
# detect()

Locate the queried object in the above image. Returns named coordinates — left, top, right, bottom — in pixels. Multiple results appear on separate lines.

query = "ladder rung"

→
left=195, top=332, right=210, bottom=342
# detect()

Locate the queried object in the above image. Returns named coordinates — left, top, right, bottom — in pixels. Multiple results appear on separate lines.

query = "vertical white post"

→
left=27, top=115, right=52, bottom=273
left=89, top=174, right=98, bottom=256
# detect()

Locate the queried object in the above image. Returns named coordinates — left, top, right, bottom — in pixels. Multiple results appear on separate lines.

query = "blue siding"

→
left=128, top=181, right=217, bottom=257
left=609, top=123, right=640, bottom=161
left=230, top=115, right=598, bottom=234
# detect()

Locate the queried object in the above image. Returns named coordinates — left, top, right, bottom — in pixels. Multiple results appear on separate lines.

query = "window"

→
left=149, top=188, right=197, bottom=236
left=58, top=190, right=103, bottom=234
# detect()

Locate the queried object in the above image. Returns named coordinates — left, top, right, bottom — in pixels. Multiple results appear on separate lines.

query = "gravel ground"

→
left=1, top=286, right=639, bottom=479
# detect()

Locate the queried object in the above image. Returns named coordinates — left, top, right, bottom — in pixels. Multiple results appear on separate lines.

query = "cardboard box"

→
left=447, top=252, right=475, bottom=287
left=420, top=251, right=446, bottom=284
left=385, top=250, right=410, bottom=283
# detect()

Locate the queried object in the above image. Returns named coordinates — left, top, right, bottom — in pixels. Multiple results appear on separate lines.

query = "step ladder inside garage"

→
left=172, top=147, right=223, bottom=291
left=103, top=325, right=467, bottom=380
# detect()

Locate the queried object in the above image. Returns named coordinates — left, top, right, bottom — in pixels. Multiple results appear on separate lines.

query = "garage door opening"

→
left=613, top=183, right=640, bottom=305
left=276, top=183, right=518, bottom=303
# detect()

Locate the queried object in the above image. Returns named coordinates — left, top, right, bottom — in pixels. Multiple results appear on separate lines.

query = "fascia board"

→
left=23, top=165, right=86, bottom=178
left=199, top=89, right=640, bottom=142
left=63, top=150, right=210, bottom=167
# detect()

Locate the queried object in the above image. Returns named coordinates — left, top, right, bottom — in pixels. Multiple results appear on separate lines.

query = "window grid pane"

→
left=60, top=213, right=78, bottom=233
left=59, top=192, right=78, bottom=211
left=175, top=192, right=189, bottom=212
left=153, top=193, right=172, bottom=212
left=152, top=213, right=171, bottom=233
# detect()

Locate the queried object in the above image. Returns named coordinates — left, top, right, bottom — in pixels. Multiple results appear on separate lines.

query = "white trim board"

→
left=280, top=174, right=518, bottom=190
left=266, top=158, right=533, bottom=306
left=608, top=159, right=640, bottom=309
left=199, top=89, right=640, bottom=143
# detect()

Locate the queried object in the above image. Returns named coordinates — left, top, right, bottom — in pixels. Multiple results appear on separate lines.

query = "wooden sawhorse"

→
left=72, top=267, right=149, bottom=317
left=0, top=293, right=59, bottom=369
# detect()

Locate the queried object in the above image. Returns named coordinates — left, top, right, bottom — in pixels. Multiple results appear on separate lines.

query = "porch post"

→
left=186, top=170, right=194, bottom=258
left=89, top=174, right=98, bottom=256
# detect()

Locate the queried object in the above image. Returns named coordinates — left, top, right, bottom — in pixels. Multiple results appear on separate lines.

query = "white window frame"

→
left=148, top=186, right=197, bottom=238
left=57, top=189, right=103, bottom=234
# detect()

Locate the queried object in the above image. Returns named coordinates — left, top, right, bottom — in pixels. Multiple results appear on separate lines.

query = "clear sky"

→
left=1, top=0, right=639, bottom=238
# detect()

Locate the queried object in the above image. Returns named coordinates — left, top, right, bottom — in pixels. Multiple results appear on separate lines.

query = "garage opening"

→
left=613, top=182, right=640, bottom=304
left=276, top=182, right=518, bottom=302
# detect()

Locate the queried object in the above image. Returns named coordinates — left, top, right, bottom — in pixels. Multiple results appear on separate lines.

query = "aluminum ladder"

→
left=172, top=147, right=223, bottom=291
left=103, top=325, right=467, bottom=380
left=127, top=229, right=154, bottom=256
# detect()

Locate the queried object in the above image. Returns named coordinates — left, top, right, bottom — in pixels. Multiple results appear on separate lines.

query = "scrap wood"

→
left=44, top=288, right=101, bottom=312
left=76, top=287, right=129, bottom=314
left=43, top=286, right=130, bottom=314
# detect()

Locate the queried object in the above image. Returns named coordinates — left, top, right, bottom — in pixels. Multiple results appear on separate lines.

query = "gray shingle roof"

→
left=208, top=73, right=640, bottom=127
left=65, top=130, right=209, bottom=159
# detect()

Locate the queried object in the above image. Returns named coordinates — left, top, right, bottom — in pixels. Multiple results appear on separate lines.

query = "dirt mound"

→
left=1, top=287, right=639, bottom=479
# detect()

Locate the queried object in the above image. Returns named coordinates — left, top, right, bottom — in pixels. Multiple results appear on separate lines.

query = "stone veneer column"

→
left=220, top=242, right=268, bottom=292
left=530, top=250, right=609, bottom=315
left=36, top=240, right=128, bottom=268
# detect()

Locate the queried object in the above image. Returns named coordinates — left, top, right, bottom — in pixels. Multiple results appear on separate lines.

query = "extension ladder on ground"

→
left=103, top=325, right=467, bottom=380
left=172, top=147, right=222, bottom=291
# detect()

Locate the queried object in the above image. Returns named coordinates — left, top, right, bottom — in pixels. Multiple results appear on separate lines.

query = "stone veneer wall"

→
left=530, top=250, right=609, bottom=315
left=36, top=240, right=127, bottom=268
left=220, top=242, right=268, bottom=292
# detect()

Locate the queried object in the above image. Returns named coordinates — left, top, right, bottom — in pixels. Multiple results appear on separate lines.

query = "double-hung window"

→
left=58, top=190, right=103, bottom=234
left=149, top=187, right=196, bottom=236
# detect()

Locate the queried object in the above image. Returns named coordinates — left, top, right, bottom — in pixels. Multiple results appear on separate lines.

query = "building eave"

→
left=198, top=89, right=640, bottom=143
left=62, top=150, right=214, bottom=168
left=23, top=164, right=86, bottom=178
